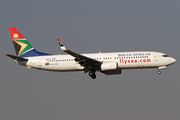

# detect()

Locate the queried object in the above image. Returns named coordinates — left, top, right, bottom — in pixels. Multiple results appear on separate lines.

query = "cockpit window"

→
left=162, top=55, right=169, bottom=57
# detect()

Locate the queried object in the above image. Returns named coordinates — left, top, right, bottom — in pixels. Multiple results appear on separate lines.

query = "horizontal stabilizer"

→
left=5, top=54, right=28, bottom=61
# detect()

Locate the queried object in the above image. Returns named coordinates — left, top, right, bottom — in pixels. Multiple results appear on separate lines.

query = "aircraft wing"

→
left=57, top=39, right=102, bottom=68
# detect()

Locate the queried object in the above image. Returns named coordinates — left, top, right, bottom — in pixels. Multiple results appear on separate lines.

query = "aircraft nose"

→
left=170, top=57, right=176, bottom=64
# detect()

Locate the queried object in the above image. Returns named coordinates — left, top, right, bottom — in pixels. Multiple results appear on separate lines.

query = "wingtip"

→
left=57, top=39, right=64, bottom=47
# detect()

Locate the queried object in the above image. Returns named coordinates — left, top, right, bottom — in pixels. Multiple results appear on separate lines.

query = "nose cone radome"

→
left=170, top=57, right=176, bottom=64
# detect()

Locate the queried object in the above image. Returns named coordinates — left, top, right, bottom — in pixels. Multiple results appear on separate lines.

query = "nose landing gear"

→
left=157, top=66, right=166, bottom=75
left=157, top=70, right=161, bottom=74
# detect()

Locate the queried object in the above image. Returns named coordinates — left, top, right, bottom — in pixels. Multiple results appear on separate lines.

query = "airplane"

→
left=6, top=27, right=176, bottom=79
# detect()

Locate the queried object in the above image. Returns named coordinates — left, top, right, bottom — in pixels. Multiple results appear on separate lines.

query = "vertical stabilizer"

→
left=9, top=27, right=33, bottom=56
left=9, top=27, right=50, bottom=57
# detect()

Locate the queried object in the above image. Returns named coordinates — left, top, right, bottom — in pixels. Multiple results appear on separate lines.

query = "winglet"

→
left=57, top=39, right=64, bottom=47
left=57, top=39, right=67, bottom=51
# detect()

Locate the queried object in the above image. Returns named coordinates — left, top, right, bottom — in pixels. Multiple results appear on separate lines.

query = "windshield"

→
left=162, top=55, right=169, bottom=57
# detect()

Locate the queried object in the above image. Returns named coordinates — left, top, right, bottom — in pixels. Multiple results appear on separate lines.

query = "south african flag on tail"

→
left=9, top=27, right=51, bottom=57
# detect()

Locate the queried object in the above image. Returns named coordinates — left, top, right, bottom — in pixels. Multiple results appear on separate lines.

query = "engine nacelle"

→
left=101, top=62, right=118, bottom=71
left=103, top=69, right=121, bottom=75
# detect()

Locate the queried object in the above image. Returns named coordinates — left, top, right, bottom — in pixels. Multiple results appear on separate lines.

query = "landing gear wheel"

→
left=89, top=71, right=96, bottom=79
left=89, top=71, right=94, bottom=76
left=157, top=71, right=161, bottom=74
left=91, top=74, right=96, bottom=79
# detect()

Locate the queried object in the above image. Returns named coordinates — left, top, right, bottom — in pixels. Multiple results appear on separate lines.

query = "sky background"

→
left=0, top=0, right=180, bottom=120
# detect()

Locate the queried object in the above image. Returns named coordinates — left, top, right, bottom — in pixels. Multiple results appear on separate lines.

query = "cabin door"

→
left=38, top=59, right=42, bottom=68
left=154, top=54, right=158, bottom=61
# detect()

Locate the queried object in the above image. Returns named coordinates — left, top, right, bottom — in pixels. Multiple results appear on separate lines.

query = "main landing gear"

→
left=89, top=70, right=96, bottom=79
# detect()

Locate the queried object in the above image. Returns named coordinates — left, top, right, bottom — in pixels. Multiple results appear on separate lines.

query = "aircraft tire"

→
left=91, top=74, right=96, bottom=79
left=89, top=71, right=96, bottom=79
left=157, top=71, right=161, bottom=74
left=89, top=71, right=94, bottom=76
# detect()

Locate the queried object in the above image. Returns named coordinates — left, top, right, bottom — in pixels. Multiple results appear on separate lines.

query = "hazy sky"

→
left=1, top=0, right=180, bottom=120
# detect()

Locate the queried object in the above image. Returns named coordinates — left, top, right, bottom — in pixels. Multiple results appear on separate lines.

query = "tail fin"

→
left=9, top=27, right=51, bottom=57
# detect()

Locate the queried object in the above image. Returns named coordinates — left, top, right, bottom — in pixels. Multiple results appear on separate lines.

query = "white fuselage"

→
left=19, top=51, right=175, bottom=72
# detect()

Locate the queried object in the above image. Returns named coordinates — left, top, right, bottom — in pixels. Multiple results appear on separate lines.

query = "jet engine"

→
left=101, top=62, right=118, bottom=71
